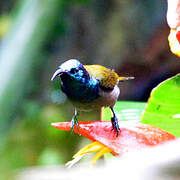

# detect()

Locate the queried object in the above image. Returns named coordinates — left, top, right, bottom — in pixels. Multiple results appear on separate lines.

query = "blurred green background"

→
left=0, top=0, right=179, bottom=178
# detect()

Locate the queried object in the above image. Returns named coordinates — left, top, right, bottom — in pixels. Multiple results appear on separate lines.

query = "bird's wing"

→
left=84, top=65, right=120, bottom=90
left=84, top=65, right=134, bottom=90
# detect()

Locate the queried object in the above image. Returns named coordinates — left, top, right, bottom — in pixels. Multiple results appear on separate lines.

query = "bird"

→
left=51, top=59, right=134, bottom=136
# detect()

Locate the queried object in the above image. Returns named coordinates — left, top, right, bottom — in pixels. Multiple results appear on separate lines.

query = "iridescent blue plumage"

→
left=60, top=71, right=99, bottom=103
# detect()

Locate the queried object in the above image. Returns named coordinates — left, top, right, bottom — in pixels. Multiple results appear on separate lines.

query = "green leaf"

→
left=103, top=101, right=146, bottom=121
left=141, top=74, right=180, bottom=137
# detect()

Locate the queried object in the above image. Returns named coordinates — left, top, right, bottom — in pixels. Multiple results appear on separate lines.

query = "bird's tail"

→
left=118, top=76, right=134, bottom=82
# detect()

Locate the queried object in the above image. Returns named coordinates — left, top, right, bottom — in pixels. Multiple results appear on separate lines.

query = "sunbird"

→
left=51, top=59, right=134, bottom=136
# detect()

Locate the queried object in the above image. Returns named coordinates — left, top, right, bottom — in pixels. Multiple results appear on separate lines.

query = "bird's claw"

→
left=71, top=115, right=79, bottom=133
left=111, top=116, right=120, bottom=137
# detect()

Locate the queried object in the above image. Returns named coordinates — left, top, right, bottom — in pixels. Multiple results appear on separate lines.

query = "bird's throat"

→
left=60, top=74, right=99, bottom=103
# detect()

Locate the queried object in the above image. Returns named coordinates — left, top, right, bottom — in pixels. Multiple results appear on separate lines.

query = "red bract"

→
left=176, top=27, right=180, bottom=43
left=52, top=121, right=175, bottom=155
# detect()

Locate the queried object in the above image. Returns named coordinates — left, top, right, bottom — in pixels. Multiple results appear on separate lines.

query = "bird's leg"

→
left=110, top=107, right=120, bottom=137
left=71, top=109, right=79, bottom=132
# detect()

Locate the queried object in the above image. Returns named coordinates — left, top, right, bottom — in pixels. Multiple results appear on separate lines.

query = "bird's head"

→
left=51, top=59, right=89, bottom=82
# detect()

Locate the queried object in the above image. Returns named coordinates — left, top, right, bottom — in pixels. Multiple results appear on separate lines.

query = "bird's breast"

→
left=70, top=85, right=120, bottom=111
left=61, top=75, right=99, bottom=103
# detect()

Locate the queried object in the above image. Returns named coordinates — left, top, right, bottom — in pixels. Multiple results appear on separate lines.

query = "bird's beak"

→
left=51, top=69, right=65, bottom=81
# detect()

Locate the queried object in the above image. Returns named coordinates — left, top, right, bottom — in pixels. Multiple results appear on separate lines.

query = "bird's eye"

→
left=70, top=68, right=79, bottom=74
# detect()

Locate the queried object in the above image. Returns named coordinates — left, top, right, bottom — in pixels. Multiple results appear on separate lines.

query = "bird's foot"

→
left=111, top=116, right=120, bottom=137
left=71, top=115, right=79, bottom=133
